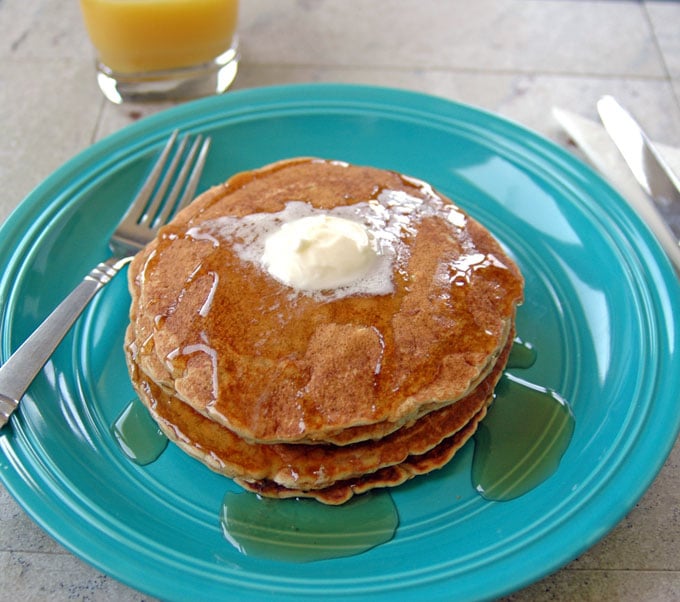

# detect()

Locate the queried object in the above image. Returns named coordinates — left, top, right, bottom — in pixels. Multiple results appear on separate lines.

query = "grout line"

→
left=90, top=96, right=107, bottom=146
left=238, top=61, right=672, bottom=82
left=561, top=568, right=680, bottom=575
left=0, top=56, right=669, bottom=84
left=1, top=548, right=71, bottom=556
left=642, top=1, right=680, bottom=109
left=2, top=546, right=679, bottom=571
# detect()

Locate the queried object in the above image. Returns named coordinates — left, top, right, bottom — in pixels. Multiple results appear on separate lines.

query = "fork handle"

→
left=0, top=256, right=132, bottom=429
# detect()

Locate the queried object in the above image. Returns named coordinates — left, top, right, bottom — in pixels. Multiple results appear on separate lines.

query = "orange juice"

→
left=79, top=0, right=239, bottom=74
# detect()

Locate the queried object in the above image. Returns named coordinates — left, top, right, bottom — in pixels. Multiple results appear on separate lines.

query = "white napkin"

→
left=552, top=108, right=680, bottom=274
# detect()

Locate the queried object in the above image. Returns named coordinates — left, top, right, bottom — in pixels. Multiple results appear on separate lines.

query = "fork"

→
left=0, top=130, right=211, bottom=429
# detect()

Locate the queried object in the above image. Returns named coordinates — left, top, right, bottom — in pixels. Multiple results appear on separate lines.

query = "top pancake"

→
left=127, top=158, right=523, bottom=444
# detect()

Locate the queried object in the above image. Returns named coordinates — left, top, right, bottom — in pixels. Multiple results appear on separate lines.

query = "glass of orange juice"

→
left=78, top=0, right=239, bottom=104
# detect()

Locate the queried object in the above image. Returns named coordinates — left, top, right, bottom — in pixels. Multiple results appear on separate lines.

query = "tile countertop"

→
left=1, top=1, right=679, bottom=600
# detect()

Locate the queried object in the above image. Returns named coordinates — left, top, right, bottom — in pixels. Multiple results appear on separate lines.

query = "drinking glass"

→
left=79, top=0, right=240, bottom=103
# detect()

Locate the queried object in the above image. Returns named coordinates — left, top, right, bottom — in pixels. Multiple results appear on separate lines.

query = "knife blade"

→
left=597, top=95, right=680, bottom=240
left=553, top=106, right=680, bottom=274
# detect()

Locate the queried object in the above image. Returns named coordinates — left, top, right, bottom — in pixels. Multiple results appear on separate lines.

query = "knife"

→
left=553, top=106, right=680, bottom=273
left=597, top=95, right=680, bottom=240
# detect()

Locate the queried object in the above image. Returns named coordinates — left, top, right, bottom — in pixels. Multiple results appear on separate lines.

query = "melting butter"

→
left=262, top=214, right=378, bottom=290
left=183, top=181, right=470, bottom=301
left=193, top=200, right=402, bottom=300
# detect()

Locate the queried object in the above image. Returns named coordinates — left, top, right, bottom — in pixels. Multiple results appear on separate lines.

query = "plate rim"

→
left=1, top=83, right=679, bottom=602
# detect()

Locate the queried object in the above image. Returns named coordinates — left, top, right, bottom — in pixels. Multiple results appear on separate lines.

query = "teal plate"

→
left=1, top=84, right=679, bottom=601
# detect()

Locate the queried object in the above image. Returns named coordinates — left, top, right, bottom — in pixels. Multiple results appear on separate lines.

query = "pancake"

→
left=125, top=325, right=512, bottom=494
left=237, top=407, right=487, bottom=505
left=127, top=158, right=524, bottom=446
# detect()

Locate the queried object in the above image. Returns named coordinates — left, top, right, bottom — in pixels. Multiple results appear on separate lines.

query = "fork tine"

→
left=124, top=130, right=179, bottom=224
left=153, top=135, right=209, bottom=226
left=140, top=134, right=189, bottom=227
left=175, top=137, right=212, bottom=214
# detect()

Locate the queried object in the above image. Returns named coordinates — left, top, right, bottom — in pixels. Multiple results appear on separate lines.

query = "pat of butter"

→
left=262, top=215, right=378, bottom=290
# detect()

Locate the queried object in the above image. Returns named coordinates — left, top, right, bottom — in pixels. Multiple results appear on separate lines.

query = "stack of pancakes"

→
left=125, top=158, right=523, bottom=504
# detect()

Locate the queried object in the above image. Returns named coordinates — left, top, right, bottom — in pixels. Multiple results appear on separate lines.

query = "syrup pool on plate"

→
left=111, top=399, right=168, bottom=465
left=220, top=491, right=399, bottom=562
left=506, top=336, right=537, bottom=370
left=111, top=337, right=573, bottom=560
left=471, top=340, right=575, bottom=501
